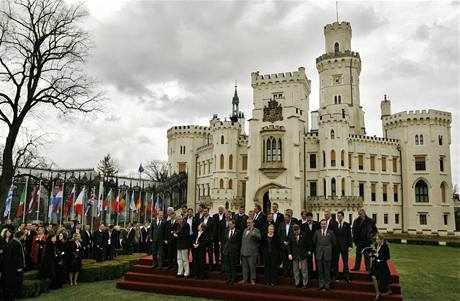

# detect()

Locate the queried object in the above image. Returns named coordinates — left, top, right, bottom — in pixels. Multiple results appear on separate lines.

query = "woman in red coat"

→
left=31, top=226, right=47, bottom=268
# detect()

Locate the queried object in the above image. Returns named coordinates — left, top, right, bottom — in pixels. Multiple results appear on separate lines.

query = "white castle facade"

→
left=167, top=21, right=455, bottom=235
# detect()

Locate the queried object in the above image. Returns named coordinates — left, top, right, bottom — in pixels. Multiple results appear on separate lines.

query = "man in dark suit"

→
left=150, top=211, right=165, bottom=269
left=234, top=206, right=248, bottom=232
left=313, top=219, right=336, bottom=291
left=105, top=225, right=117, bottom=260
left=163, top=212, right=178, bottom=269
left=278, top=213, right=295, bottom=276
left=212, top=205, right=226, bottom=267
left=288, top=224, right=312, bottom=288
left=271, top=202, right=284, bottom=226
left=253, top=204, right=266, bottom=231
left=93, top=224, right=107, bottom=262
left=185, top=208, right=198, bottom=242
left=222, top=220, right=240, bottom=285
left=200, top=207, right=216, bottom=270
left=352, top=208, right=378, bottom=271
left=262, top=213, right=276, bottom=237
left=299, top=211, right=320, bottom=278
left=81, top=225, right=93, bottom=259
left=336, top=211, right=352, bottom=282
left=125, top=223, right=136, bottom=255
left=195, top=203, right=205, bottom=220
left=286, top=209, right=298, bottom=225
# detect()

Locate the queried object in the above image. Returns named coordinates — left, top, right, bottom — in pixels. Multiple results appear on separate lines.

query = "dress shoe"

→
left=381, top=290, right=392, bottom=296
left=237, top=280, right=246, bottom=284
left=321, top=288, right=326, bottom=292
left=302, top=285, right=308, bottom=289
left=250, top=281, right=256, bottom=285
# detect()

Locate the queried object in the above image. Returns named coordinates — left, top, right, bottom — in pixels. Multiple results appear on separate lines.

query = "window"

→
left=179, top=163, right=186, bottom=174
left=229, top=154, right=233, bottom=170
left=371, top=183, right=376, bottom=202
left=415, top=180, right=429, bottom=202
left=207, top=185, right=210, bottom=196
left=323, top=151, right=326, bottom=167
left=338, top=95, right=341, bottom=103
left=392, top=157, right=398, bottom=173
left=394, top=184, right=399, bottom=202
left=271, top=138, right=277, bottom=161
left=372, top=214, right=377, bottom=224
left=384, top=214, right=388, bottom=225
left=438, top=135, right=443, bottom=145
left=334, top=42, right=340, bottom=53
left=440, top=157, right=444, bottom=172
left=359, top=183, right=364, bottom=198
left=349, top=214, right=352, bottom=224
left=242, top=156, right=248, bottom=170
left=220, top=154, right=225, bottom=169
left=219, top=179, right=224, bottom=189
left=278, top=138, right=282, bottom=161
left=441, top=182, right=447, bottom=203
left=370, top=156, right=375, bottom=171
left=331, top=178, right=336, bottom=196
left=395, top=214, right=399, bottom=224
left=208, top=160, right=211, bottom=173
left=334, top=96, right=337, bottom=104
left=358, top=154, right=364, bottom=170
left=341, top=150, right=345, bottom=167
left=242, top=181, right=246, bottom=197
left=419, top=213, right=427, bottom=225
left=420, top=135, right=424, bottom=145
left=415, top=156, right=426, bottom=171
left=309, top=154, right=317, bottom=169
left=331, top=129, right=335, bottom=139
left=228, top=179, right=233, bottom=189
left=382, top=184, right=388, bottom=202
left=198, top=164, right=201, bottom=176
left=443, top=214, right=448, bottom=225
left=348, top=153, right=352, bottom=169
left=341, top=178, right=345, bottom=196
left=266, top=139, right=271, bottom=162
left=382, top=157, right=387, bottom=172
left=310, top=181, right=317, bottom=197
left=342, top=109, right=345, bottom=119
left=331, top=150, right=336, bottom=167
left=221, top=135, right=224, bottom=144
left=323, top=179, right=327, bottom=196
left=415, top=135, right=419, bottom=145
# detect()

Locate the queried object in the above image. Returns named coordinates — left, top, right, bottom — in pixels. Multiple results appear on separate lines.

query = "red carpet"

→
left=117, top=256, right=403, bottom=301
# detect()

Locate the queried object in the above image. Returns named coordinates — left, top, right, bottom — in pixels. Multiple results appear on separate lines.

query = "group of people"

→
left=150, top=204, right=393, bottom=300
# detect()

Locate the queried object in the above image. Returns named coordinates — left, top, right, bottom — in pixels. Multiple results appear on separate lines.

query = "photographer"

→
left=369, top=234, right=392, bottom=300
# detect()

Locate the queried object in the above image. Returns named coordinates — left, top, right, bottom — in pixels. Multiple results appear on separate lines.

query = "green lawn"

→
left=24, top=243, right=460, bottom=301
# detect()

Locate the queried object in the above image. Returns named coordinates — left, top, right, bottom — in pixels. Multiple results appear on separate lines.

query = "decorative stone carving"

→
left=263, top=98, right=283, bottom=123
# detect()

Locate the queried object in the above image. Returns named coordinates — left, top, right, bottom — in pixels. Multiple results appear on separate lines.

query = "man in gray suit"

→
left=313, top=219, right=336, bottom=291
left=149, top=211, right=165, bottom=269
left=238, top=219, right=261, bottom=285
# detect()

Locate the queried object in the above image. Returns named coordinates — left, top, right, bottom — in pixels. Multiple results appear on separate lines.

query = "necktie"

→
left=322, top=230, right=325, bottom=237
left=229, top=230, right=233, bottom=239
left=340, top=222, right=342, bottom=229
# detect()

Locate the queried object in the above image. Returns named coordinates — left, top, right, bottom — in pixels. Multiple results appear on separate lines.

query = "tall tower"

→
left=316, top=21, right=365, bottom=135
left=230, top=84, right=239, bottom=122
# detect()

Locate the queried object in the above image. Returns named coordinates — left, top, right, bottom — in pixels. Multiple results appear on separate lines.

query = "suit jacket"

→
left=288, top=233, right=311, bottom=260
left=149, top=219, right=165, bottom=242
left=234, top=213, right=249, bottom=231
left=253, top=212, right=267, bottom=231
left=185, top=216, right=199, bottom=237
left=271, top=212, right=284, bottom=226
left=92, top=230, right=106, bottom=251
left=313, top=229, right=336, bottom=261
left=352, top=216, right=378, bottom=246
left=222, top=228, right=241, bottom=256
left=192, top=230, right=211, bottom=250
left=175, top=223, right=191, bottom=250
left=261, top=233, right=281, bottom=257
left=299, top=220, right=320, bottom=245
left=200, top=216, right=216, bottom=239
left=164, top=219, right=178, bottom=244
left=218, top=219, right=232, bottom=243
left=240, top=227, right=261, bottom=257
left=194, top=212, right=204, bottom=221
left=212, top=213, right=226, bottom=242
left=278, top=222, right=295, bottom=246
left=336, top=221, right=352, bottom=251
left=81, top=230, right=92, bottom=250
left=326, top=219, right=338, bottom=235
left=126, top=228, right=136, bottom=246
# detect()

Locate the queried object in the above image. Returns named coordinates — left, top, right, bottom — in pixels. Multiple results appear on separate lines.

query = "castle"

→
left=166, top=21, right=455, bottom=234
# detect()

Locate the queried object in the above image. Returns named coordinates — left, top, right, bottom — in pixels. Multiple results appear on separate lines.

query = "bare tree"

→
left=0, top=0, right=101, bottom=206
left=145, top=160, right=168, bottom=183
left=97, top=153, right=119, bottom=178
left=12, top=130, right=53, bottom=172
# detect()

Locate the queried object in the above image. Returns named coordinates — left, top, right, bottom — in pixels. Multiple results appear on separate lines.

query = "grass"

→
left=23, top=244, right=460, bottom=301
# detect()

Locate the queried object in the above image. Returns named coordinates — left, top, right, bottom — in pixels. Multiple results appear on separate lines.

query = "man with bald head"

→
left=352, top=208, right=377, bottom=271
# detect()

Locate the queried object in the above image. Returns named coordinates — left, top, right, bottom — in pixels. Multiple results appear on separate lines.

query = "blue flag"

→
left=138, top=163, right=144, bottom=173
left=3, top=184, right=14, bottom=218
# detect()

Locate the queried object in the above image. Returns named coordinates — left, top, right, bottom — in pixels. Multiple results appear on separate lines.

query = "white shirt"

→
left=228, top=229, right=234, bottom=238
left=273, top=212, right=278, bottom=223
left=195, top=231, right=202, bottom=244
left=187, top=217, right=194, bottom=235
left=285, top=223, right=290, bottom=236
left=219, top=214, right=224, bottom=221
left=203, top=217, right=209, bottom=225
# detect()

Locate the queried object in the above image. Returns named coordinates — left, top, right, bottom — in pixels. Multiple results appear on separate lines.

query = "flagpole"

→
left=107, top=186, right=112, bottom=226
left=116, top=188, right=120, bottom=226
left=124, top=189, right=128, bottom=228
left=59, top=175, right=66, bottom=227
left=22, top=176, right=29, bottom=224
left=35, top=179, right=42, bottom=222
left=7, top=176, right=14, bottom=219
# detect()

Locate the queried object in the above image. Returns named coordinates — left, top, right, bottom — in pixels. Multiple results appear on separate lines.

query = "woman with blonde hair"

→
left=68, top=232, right=82, bottom=286
left=369, top=234, right=392, bottom=300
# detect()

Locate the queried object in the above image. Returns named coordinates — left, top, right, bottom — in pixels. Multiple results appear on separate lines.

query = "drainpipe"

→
left=194, top=153, right=198, bottom=212
left=304, top=140, right=307, bottom=209
left=398, top=145, right=404, bottom=233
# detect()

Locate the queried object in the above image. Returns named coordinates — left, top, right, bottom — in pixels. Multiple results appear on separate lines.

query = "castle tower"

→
left=380, top=94, right=392, bottom=138
left=230, top=85, right=239, bottom=122
left=316, top=21, right=365, bottom=135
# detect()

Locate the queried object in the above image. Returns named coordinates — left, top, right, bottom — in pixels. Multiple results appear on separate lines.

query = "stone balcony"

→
left=305, top=196, right=364, bottom=211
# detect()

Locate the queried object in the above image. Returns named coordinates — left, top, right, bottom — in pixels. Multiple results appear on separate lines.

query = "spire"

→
left=230, top=80, right=239, bottom=122
left=232, top=80, right=239, bottom=105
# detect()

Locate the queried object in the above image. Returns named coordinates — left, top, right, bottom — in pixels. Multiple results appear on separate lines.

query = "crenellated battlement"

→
left=251, top=67, right=311, bottom=89
left=316, top=50, right=361, bottom=64
left=349, top=134, right=399, bottom=146
left=260, top=125, right=286, bottom=133
left=167, top=125, right=210, bottom=138
left=211, top=120, right=241, bottom=131
left=324, top=21, right=352, bottom=33
left=382, top=109, right=452, bottom=127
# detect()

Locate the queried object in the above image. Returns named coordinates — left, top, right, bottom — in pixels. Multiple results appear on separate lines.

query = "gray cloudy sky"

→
left=12, top=0, right=460, bottom=184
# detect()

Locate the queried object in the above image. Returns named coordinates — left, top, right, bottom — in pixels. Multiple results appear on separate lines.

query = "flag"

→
left=103, top=189, right=112, bottom=210
left=3, top=184, right=14, bottom=218
left=97, top=190, right=103, bottom=217
left=27, top=185, right=40, bottom=214
left=138, top=163, right=144, bottom=173
left=85, top=189, right=94, bottom=216
left=112, top=191, right=120, bottom=213
left=119, top=192, right=126, bottom=212
left=148, top=193, right=154, bottom=215
left=135, top=192, right=141, bottom=211
left=48, top=194, right=54, bottom=221
left=16, top=184, right=27, bottom=218
left=52, top=187, right=64, bottom=212
left=65, top=185, right=76, bottom=216
left=129, top=190, right=136, bottom=210
left=75, top=187, right=86, bottom=216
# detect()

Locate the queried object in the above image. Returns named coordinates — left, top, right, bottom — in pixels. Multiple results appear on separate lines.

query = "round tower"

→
left=324, top=21, right=352, bottom=53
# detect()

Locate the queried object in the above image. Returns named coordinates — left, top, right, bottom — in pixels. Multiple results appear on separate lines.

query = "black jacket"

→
left=288, top=233, right=311, bottom=260
left=261, top=233, right=282, bottom=257
left=234, top=213, right=249, bottom=231
left=200, top=216, right=216, bottom=239
left=222, top=228, right=241, bottom=256
left=149, top=219, right=165, bottom=242
left=175, top=223, right=191, bottom=250
left=352, top=216, right=378, bottom=245
left=336, top=221, right=353, bottom=251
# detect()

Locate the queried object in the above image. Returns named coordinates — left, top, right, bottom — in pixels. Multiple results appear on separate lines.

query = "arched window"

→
left=415, top=180, right=429, bottom=202
left=331, top=150, right=336, bottom=167
left=415, top=135, right=419, bottom=145
left=278, top=138, right=282, bottom=161
left=271, top=138, right=276, bottom=162
left=334, top=96, right=338, bottom=104
left=228, top=179, right=233, bottom=189
left=183, top=146, right=186, bottom=153
left=266, top=139, right=272, bottom=162
left=229, top=154, right=233, bottom=169
left=338, top=95, right=341, bottom=104
left=220, top=154, right=224, bottom=169
left=219, top=179, right=224, bottom=189
left=334, top=42, right=340, bottom=53
left=207, top=185, right=210, bottom=196
left=198, top=186, right=201, bottom=197
left=420, top=135, right=424, bottom=145
left=323, top=178, right=327, bottom=196
left=341, top=150, right=345, bottom=166
left=331, top=178, right=336, bottom=196
left=323, top=151, right=326, bottom=167
left=331, top=130, right=335, bottom=139
left=221, top=135, right=224, bottom=144
left=441, top=182, right=447, bottom=203
left=341, top=178, right=345, bottom=196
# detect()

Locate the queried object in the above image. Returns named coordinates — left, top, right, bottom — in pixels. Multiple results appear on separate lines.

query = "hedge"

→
left=17, top=253, right=145, bottom=299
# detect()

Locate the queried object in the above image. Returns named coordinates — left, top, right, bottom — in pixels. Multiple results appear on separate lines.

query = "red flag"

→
left=112, top=191, right=120, bottom=213
left=65, top=185, right=75, bottom=216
